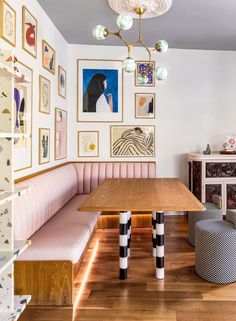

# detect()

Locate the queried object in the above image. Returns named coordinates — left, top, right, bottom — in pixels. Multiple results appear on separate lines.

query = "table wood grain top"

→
left=78, top=178, right=205, bottom=212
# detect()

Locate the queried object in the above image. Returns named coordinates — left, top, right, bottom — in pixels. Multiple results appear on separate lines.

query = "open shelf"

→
left=0, top=63, right=31, bottom=83
left=0, top=186, right=30, bottom=206
left=1, top=295, right=31, bottom=321
left=0, top=240, right=31, bottom=275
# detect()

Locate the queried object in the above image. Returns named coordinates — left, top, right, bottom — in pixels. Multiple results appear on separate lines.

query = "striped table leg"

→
left=127, top=211, right=131, bottom=258
left=156, top=211, right=165, bottom=279
left=152, top=211, right=156, bottom=257
left=119, top=211, right=129, bottom=280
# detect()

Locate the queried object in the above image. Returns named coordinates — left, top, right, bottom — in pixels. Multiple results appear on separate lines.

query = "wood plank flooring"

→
left=19, top=216, right=236, bottom=321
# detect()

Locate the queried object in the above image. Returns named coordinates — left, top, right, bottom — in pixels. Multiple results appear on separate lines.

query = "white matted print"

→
left=39, top=128, right=50, bottom=164
left=22, top=6, right=37, bottom=58
left=111, top=125, right=155, bottom=157
left=135, top=93, right=155, bottom=119
left=42, top=40, right=56, bottom=74
left=55, top=108, right=67, bottom=160
left=39, top=75, right=50, bottom=114
left=58, top=65, right=66, bottom=98
left=77, top=59, right=123, bottom=122
left=0, top=0, right=16, bottom=46
left=78, top=131, right=99, bottom=157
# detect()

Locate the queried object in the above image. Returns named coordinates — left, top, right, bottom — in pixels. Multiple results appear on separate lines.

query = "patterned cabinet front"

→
left=206, top=162, right=236, bottom=178
left=227, top=184, right=236, bottom=209
left=192, top=161, right=202, bottom=201
left=205, top=184, right=222, bottom=203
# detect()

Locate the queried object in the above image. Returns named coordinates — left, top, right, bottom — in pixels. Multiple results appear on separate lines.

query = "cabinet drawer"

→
left=206, top=162, right=236, bottom=178
left=205, top=184, right=222, bottom=203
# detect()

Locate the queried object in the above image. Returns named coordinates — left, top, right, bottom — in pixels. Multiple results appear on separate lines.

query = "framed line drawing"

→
left=78, top=131, right=99, bottom=157
left=0, top=0, right=16, bottom=46
left=58, top=65, right=66, bottom=98
left=39, top=128, right=50, bottom=164
left=55, top=107, right=67, bottom=160
left=39, top=75, right=50, bottom=114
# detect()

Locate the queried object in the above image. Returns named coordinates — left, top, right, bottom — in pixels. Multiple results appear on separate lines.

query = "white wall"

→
left=69, top=44, right=236, bottom=183
left=0, top=0, right=69, bottom=180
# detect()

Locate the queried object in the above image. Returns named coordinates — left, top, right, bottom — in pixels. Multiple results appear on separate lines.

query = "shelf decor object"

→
left=0, top=49, right=31, bottom=320
left=93, top=0, right=171, bottom=84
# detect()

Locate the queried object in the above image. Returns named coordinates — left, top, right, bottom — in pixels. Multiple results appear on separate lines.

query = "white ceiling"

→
left=37, top=0, right=236, bottom=50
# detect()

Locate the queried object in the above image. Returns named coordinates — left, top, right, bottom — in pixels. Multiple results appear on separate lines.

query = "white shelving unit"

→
left=0, top=50, right=31, bottom=319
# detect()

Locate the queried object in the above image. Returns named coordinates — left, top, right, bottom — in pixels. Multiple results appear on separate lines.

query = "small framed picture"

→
left=135, top=93, right=155, bottom=119
left=39, top=128, right=50, bottom=164
left=39, top=75, right=50, bottom=114
left=78, top=131, right=99, bottom=157
left=135, top=61, right=155, bottom=87
left=22, top=6, right=37, bottom=58
left=0, top=0, right=16, bottom=46
left=42, top=40, right=56, bottom=74
left=58, top=65, right=66, bottom=98
left=55, top=108, right=67, bottom=160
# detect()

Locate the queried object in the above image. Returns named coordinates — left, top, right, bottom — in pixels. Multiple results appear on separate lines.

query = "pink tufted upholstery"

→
left=13, top=164, right=78, bottom=241
left=74, top=162, right=156, bottom=195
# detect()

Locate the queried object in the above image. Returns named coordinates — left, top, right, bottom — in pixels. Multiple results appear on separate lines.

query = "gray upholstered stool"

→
left=188, top=195, right=223, bottom=246
left=195, top=210, right=236, bottom=284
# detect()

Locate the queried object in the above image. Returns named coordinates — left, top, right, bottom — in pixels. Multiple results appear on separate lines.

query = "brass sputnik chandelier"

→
left=93, top=0, right=172, bottom=84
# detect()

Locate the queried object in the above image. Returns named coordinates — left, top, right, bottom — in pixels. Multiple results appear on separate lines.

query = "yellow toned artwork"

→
left=78, top=131, right=99, bottom=157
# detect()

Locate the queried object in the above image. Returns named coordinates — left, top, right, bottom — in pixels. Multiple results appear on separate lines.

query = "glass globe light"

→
left=117, top=13, right=133, bottom=30
left=92, top=25, right=108, bottom=40
left=155, top=40, right=169, bottom=53
left=136, top=72, right=149, bottom=85
left=155, top=67, right=168, bottom=81
left=123, top=57, right=136, bottom=73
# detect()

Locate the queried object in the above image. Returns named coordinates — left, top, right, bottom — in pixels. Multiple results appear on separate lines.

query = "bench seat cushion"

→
left=17, top=195, right=100, bottom=263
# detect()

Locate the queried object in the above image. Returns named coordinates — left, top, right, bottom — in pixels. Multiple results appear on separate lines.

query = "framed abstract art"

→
left=77, top=59, right=123, bottom=122
left=110, top=125, right=155, bottom=157
left=42, top=40, right=56, bottom=74
left=22, top=6, right=37, bottom=58
left=78, top=131, right=99, bottom=157
left=135, top=93, right=155, bottom=119
left=55, top=108, right=67, bottom=160
left=0, top=0, right=16, bottom=46
left=39, top=128, right=50, bottom=164
left=39, top=75, right=50, bottom=114
left=135, top=61, right=155, bottom=87
left=58, top=65, right=66, bottom=98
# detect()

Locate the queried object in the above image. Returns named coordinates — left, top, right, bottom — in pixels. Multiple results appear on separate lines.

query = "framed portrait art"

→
left=39, top=75, right=50, bottom=114
left=58, top=65, right=66, bottom=98
left=14, top=60, right=33, bottom=171
left=111, top=125, right=155, bottom=158
left=42, top=40, right=56, bottom=74
left=39, top=128, right=50, bottom=165
left=135, top=61, right=155, bottom=87
left=77, top=59, right=123, bottom=122
left=135, top=93, right=155, bottom=119
left=78, top=131, right=99, bottom=157
left=55, top=108, right=67, bottom=160
left=22, top=6, right=37, bottom=58
left=0, top=0, right=16, bottom=46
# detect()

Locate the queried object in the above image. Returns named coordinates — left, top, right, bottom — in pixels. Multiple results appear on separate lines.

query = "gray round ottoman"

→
left=195, top=219, right=236, bottom=284
left=188, top=203, right=223, bottom=246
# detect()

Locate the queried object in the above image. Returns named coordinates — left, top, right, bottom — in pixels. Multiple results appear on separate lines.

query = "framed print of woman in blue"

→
left=77, top=59, right=123, bottom=122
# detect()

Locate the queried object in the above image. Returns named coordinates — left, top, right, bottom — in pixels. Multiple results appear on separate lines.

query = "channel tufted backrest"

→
left=73, top=162, right=156, bottom=194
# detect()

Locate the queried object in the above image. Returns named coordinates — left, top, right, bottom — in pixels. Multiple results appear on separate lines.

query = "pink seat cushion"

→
left=17, top=195, right=100, bottom=263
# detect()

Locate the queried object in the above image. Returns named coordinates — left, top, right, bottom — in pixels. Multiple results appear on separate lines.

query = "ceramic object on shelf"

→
left=203, top=144, right=211, bottom=155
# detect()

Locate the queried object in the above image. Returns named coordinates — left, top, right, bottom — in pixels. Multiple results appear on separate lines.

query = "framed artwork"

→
left=55, top=108, right=67, bottom=160
left=78, top=131, right=99, bottom=157
left=77, top=59, right=123, bottom=122
left=42, top=40, right=56, bottom=74
left=135, top=61, right=155, bottom=87
left=14, top=60, right=33, bottom=172
left=39, top=75, right=50, bottom=114
left=0, top=0, right=16, bottom=46
left=58, top=65, right=66, bottom=98
left=39, top=128, right=50, bottom=164
left=135, top=93, right=155, bottom=119
left=111, top=125, right=155, bottom=157
left=22, top=6, right=37, bottom=58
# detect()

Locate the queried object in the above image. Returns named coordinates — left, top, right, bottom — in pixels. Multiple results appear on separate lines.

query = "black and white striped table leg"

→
left=152, top=211, right=157, bottom=257
left=127, top=211, right=131, bottom=258
left=156, top=211, right=165, bottom=279
left=119, top=211, right=129, bottom=280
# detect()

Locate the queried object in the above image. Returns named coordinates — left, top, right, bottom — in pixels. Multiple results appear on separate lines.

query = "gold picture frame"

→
left=58, top=65, right=66, bottom=99
left=135, top=61, right=155, bottom=87
left=22, top=5, right=37, bottom=58
left=55, top=107, right=67, bottom=160
left=110, top=125, right=155, bottom=158
left=39, top=128, right=50, bottom=165
left=135, top=93, right=155, bottom=119
left=39, top=75, right=51, bottom=114
left=0, top=0, right=16, bottom=47
left=42, top=39, right=56, bottom=75
left=77, top=131, right=99, bottom=157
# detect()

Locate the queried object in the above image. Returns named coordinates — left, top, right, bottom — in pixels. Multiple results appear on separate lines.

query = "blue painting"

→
left=83, top=69, right=118, bottom=113
left=136, top=62, right=155, bottom=86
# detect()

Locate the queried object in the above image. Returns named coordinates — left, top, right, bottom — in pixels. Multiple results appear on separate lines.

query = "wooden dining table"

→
left=78, top=178, right=205, bottom=280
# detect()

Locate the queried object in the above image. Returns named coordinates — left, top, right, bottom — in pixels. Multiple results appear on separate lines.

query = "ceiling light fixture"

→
left=93, top=0, right=172, bottom=84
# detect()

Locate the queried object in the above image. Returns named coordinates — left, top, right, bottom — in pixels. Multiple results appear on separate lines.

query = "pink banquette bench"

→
left=14, top=162, right=156, bottom=306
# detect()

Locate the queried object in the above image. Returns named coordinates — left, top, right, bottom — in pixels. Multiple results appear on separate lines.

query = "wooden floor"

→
left=20, top=216, right=236, bottom=321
